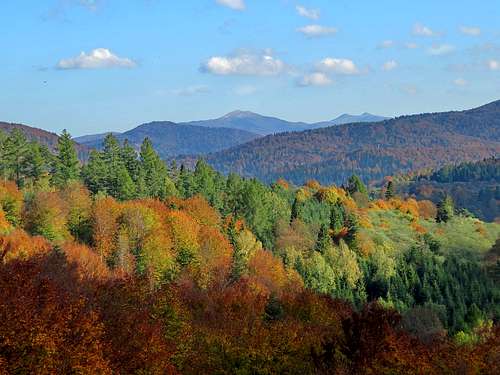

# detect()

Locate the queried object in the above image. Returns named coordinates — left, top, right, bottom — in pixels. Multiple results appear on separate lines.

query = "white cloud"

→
left=488, top=60, right=500, bottom=71
left=57, top=48, right=136, bottom=69
left=460, top=26, right=481, bottom=36
left=296, top=5, right=320, bottom=20
left=297, top=24, right=338, bottom=37
left=298, top=72, right=333, bottom=87
left=427, top=44, right=455, bottom=56
left=201, top=51, right=286, bottom=76
left=317, top=58, right=359, bottom=75
left=378, top=40, right=395, bottom=49
left=453, top=78, right=468, bottom=87
left=173, top=85, right=210, bottom=96
left=382, top=60, right=398, bottom=71
left=413, top=23, right=437, bottom=37
left=216, top=0, right=245, bottom=10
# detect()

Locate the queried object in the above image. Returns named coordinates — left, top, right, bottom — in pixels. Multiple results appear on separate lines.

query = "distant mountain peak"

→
left=222, top=110, right=260, bottom=119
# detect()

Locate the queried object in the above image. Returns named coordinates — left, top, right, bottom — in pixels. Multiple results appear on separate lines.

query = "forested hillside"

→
left=398, top=157, right=499, bottom=221
left=76, top=121, right=260, bottom=158
left=201, top=100, right=500, bottom=185
left=0, top=121, right=88, bottom=159
left=1, top=129, right=499, bottom=373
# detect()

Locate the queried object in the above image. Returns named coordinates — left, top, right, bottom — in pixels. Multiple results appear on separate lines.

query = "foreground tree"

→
left=51, top=130, right=80, bottom=187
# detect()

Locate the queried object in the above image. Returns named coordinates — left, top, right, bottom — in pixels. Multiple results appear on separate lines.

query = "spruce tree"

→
left=436, top=195, right=454, bottom=223
left=52, top=130, right=80, bottom=187
left=347, top=174, right=368, bottom=196
left=315, top=224, right=332, bottom=254
left=385, top=180, right=395, bottom=200
left=330, top=202, right=345, bottom=233
left=2, top=129, right=29, bottom=185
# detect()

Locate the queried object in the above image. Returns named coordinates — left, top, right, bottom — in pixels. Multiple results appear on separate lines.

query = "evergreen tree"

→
left=291, top=197, right=301, bottom=223
left=385, top=180, right=395, bottom=200
left=82, top=150, right=108, bottom=195
left=347, top=174, right=368, bottom=196
left=52, top=130, right=80, bottom=187
left=120, top=140, right=140, bottom=182
left=139, top=138, right=173, bottom=199
left=25, top=142, right=49, bottom=182
left=2, top=129, right=30, bottom=185
left=115, top=165, right=136, bottom=201
left=330, top=202, right=345, bottom=233
left=315, top=224, right=332, bottom=254
left=436, top=195, right=454, bottom=223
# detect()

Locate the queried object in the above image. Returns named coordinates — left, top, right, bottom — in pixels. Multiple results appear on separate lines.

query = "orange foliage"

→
left=418, top=200, right=438, bottom=220
left=0, top=229, right=51, bottom=263
left=174, top=195, right=221, bottom=227
left=0, top=256, right=112, bottom=373
left=305, top=179, right=321, bottom=190
left=411, top=221, right=428, bottom=234
left=197, top=225, right=233, bottom=287
left=275, top=178, right=290, bottom=190
left=0, top=208, right=11, bottom=234
left=248, top=248, right=302, bottom=296
left=63, top=242, right=111, bottom=281
left=0, top=180, right=23, bottom=225
left=92, top=197, right=120, bottom=261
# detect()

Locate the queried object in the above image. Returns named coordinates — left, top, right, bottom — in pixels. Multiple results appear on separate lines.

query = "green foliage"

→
left=51, top=130, right=80, bottom=187
left=436, top=195, right=454, bottom=223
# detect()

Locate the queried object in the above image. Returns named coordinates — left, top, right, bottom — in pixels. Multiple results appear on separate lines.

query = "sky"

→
left=1, top=0, right=500, bottom=136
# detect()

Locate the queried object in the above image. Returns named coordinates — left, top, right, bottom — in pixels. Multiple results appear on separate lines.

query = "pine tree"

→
left=330, top=202, right=345, bottom=233
left=120, top=140, right=140, bottom=182
left=436, top=195, right=454, bottom=223
left=347, top=174, right=368, bottom=196
left=139, top=138, right=173, bottom=199
left=82, top=150, right=108, bottom=194
left=385, top=180, right=395, bottom=200
left=52, top=130, right=80, bottom=187
left=2, top=129, right=30, bottom=185
left=315, top=224, right=332, bottom=254
left=291, top=197, right=301, bottom=223
left=25, top=142, right=48, bottom=182
left=115, top=165, right=136, bottom=201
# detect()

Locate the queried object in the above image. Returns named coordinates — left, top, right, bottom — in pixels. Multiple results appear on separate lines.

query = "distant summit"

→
left=314, top=113, right=389, bottom=127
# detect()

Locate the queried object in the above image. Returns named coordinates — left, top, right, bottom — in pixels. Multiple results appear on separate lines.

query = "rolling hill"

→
left=200, top=100, right=500, bottom=185
left=76, top=121, right=260, bottom=159
left=399, top=157, right=500, bottom=221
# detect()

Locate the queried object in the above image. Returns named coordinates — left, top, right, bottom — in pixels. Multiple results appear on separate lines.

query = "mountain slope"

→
left=201, top=100, right=500, bottom=185
left=77, top=121, right=260, bottom=159
left=314, top=113, right=389, bottom=127
left=400, top=157, right=500, bottom=221
left=183, top=111, right=311, bottom=135
left=0, top=121, right=89, bottom=158
left=183, top=110, right=388, bottom=135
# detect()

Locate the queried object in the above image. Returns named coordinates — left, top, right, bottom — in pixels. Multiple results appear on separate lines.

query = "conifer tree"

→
left=315, top=224, right=332, bottom=254
left=347, top=174, right=368, bottom=196
left=436, top=195, right=454, bottom=223
left=51, top=130, right=80, bottom=187
left=385, top=180, right=395, bottom=200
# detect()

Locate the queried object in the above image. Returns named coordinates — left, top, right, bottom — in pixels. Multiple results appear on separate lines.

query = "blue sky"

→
left=1, top=0, right=500, bottom=136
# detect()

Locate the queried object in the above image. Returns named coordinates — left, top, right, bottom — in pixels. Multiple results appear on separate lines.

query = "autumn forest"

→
left=0, top=128, right=498, bottom=374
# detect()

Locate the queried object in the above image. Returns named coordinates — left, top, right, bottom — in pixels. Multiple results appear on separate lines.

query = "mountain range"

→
left=74, top=111, right=387, bottom=156
left=75, top=122, right=260, bottom=159
left=197, top=100, right=500, bottom=185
